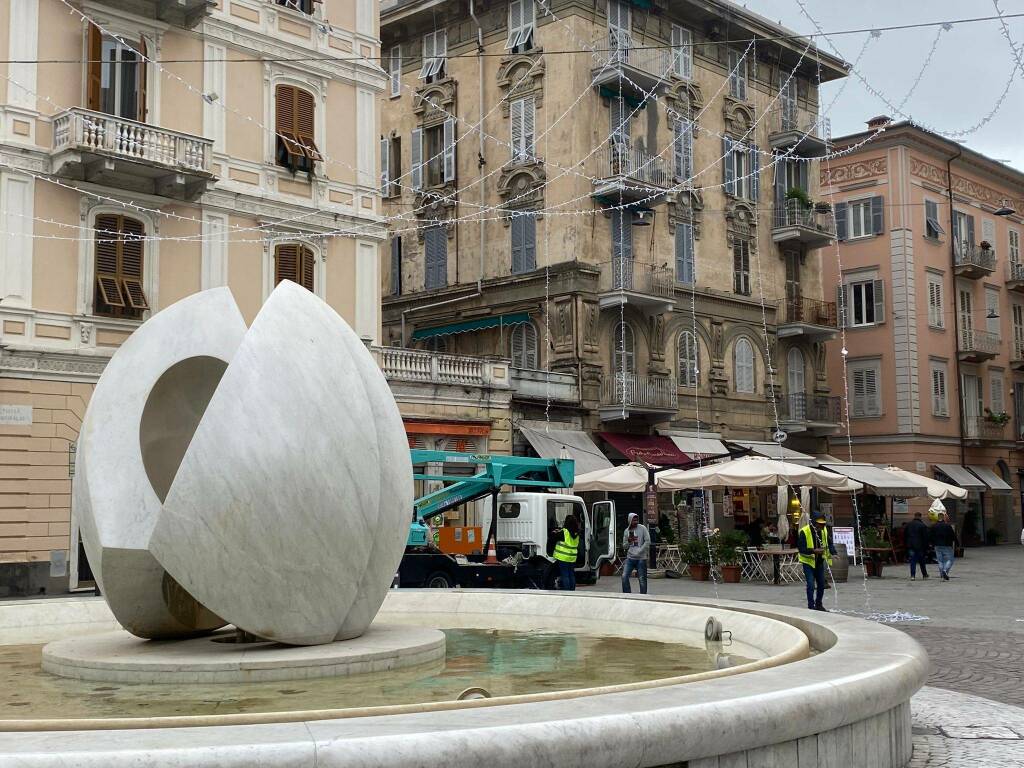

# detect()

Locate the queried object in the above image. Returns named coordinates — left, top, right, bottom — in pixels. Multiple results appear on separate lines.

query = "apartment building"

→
left=824, top=117, right=1024, bottom=544
left=380, top=0, right=847, bottom=467
left=0, top=0, right=386, bottom=595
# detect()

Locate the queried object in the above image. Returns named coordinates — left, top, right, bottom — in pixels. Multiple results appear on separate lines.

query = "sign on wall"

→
left=0, top=405, right=32, bottom=425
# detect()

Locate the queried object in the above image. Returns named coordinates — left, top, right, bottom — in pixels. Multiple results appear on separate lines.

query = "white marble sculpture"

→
left=74, top=283, right=413, bottom=646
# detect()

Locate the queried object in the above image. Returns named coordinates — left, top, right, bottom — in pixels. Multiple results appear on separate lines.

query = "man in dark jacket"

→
left=905, top=511, right=930, bottom=580
left=929, top=512, right=958, bottom=581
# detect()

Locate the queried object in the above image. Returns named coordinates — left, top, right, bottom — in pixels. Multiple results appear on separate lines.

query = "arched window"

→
left=734, top=337, right=755, bottom=393
left=510, top=323, right=539, bottom=369
left=787, top=347, right=806, bottom=419
left=613, top=322, right=635, bottom=374
left=678, top=331, right=699, bottom=388
left=94, top=214, right=149, bottom=319
left=275, top=243, right=316, bottom=291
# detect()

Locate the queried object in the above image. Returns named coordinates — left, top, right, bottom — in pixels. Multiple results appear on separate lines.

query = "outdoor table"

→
left=656, top=544, right=682, bottom=571
left=760, top=547, right=799, bottom=585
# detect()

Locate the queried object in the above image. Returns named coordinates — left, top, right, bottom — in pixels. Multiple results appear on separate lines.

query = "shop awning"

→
left=518, top=426, right=612, bottom=476
left=664, top=436, right=728, bottom=458
left=411, top=313, right=531, bottom=341
left=966, top=465, right=1013, bottom=494
left=735, top=441, right=817, bottom=465
left=933, top=464, right=987, bottom=492
left=818, top=463, right=930, bottom=497
left=599, top=433, right=691, bottom=466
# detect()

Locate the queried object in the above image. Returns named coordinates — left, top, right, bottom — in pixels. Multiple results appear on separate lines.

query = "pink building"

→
left=823, top=118, right=1024, bottom=546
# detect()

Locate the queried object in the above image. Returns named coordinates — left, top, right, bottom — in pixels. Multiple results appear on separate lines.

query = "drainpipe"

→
left=469, top=0, right=485, bottom=293
left=947, top=147, right=966, bottom=469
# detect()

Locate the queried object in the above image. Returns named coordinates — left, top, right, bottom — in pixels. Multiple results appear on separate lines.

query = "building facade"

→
left=379, top=0, right=847, bottom=471
left=824, top=118, right=1024, bottom=544
left=0, top=0, right=385, bottom=595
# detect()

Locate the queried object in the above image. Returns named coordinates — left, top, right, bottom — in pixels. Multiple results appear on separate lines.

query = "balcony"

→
left=591, top=31, right=672, bottom=100
left=777, top=296, right=839, bottom=340
left=511, top=367, right=579, bottom=403
left=767, top=106, right=830, bottom=157
left=101, top=0, right=215, bottom=27
left=958, top=328, right=1000, bottom=362
left=598, top=258, right=675, bottom=314
left=953, top=243, right=996, bottom=279
left=1007, top=260, right=1024, bottom=293
left=600, top=372, right=678, bottom=422
left=1010, top=339, right=1024, bottom=371
left=964, top=415, right=1008, bottom=442
left=593, top=143, right=673, bottom=205
left=372, top=346, right=510, bottom=389
left=778, top=393, right=842, bottom=435
left=772, top=199, right=836, bottom=248
left=51, top=108, right=215, bottom=201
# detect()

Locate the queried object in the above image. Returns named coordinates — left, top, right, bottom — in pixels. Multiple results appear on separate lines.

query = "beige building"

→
left=380, top=0, right=847, bottom=476
left=824, top=118, right=1024, bottom=545
left=0, top=0, right=387, bottom=595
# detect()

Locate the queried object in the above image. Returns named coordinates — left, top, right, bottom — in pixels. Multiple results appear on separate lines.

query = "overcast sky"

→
left=739, top=0, right=1024, bottom=170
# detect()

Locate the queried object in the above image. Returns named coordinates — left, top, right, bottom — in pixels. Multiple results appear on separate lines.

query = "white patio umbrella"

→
left=573, top=463, right=650, bottom=492
left=883, top=466, right=968, bottom=500
left=658, top=456, right=864, bottom=492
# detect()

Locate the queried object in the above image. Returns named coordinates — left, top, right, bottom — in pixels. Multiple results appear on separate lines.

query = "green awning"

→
left=598, top=85, right=645, bottom=111
left=411, top=313, right=531, bottom=341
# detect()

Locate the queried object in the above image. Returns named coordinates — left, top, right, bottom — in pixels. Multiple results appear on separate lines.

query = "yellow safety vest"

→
left=797, top=525, right=832, bottom=568
left=553, top=528, right=579, bottom=563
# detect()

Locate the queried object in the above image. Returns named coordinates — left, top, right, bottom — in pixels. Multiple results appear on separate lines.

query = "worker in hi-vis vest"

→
left=552, top=514, right=581, bottom=591
left=797, top=512, right=836, bottom=612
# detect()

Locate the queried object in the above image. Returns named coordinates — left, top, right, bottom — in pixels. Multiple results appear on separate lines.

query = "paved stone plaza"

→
left=586, top=544, right=1024, bottom=766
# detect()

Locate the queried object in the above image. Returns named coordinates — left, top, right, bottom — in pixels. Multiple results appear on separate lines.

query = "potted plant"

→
left=717, top=529, right=748, bottom=583
left=861, top=527, right=887, bottom=577
left=980, top=240, right=992, bottom=251
left=682, top=537, right=711, bottom=581
left=983, top=407, right=1011, bottom=425
left=785, top=186, right=812, bottom=209
left=814, top=200, right=832, bottom=214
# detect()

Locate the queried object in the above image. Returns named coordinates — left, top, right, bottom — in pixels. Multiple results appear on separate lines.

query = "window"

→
left=611, top=209, right=633, bottom=288
left=87, top=26, right=146, bottom=122
left=510, top=212, right=536, bottom=274
left=982, top=219, right=996, bottom=253
left=722, top=137, right=759, bottom=200
left=846, top=278, right=884, bottom=327
left=1014, top=304, right=1024, bottom=339
left=510, top=96, right=535, bottom=163
left=986, top=287, right=1001, bottom=337
left=732, top=240, right=750, bottom=296
left=388, top=45, right=401, bottom=98
left=930, top=362, right=948, bottom=417
left=787, top=347, right=806, bottom=414
left=952, top=210, right=975, bottom=257
left=927, top=273, right=944, bottom=329
left=275, top=85, right=321, bottom=173
left=390, top=236, right=402, bottom=296
left=274, top=243, right=315, bottom=291
left=420, top=30, right=447, bottom=81
left=850, top=359, right=882, bottom=417
left=836, top=196, right=884, bottom=240
left=778, top=74, right=797, bottom=129
left=613, top=322, right=634, bottom=373
left=276, top=0, right=313, bottom=13
left=414, top=119, right=455, bottom=188
left=671, top=25, right=692, bottom=79
left=380, top=135, right=401, bottom=197
left=507, top=0, right=536, bottom=52
left=607, top=0, right=630, bottom=40
left=510, top=323, right=539, bottom=369
left=991, top=373, right=1005, bottom=415
left=423, top=226, right=447, bottom=290
left=93, top=214, right=149, bottom=318
left=678, top=331, right=699, bottom=388
left=734, top=338, right=755, bottom=393
left=609, top=95, right=631, bottom=147
left=498, top=503, right=521, bottom=519
left=675, top=222, right=694, bottom=284
left=925, top=199, right=944, bottom=239
left=673, top=115, right=693, bottom=182
left=727, top=50, right=747, bottom=100
left=1010, top=229, right=1021, bottom=263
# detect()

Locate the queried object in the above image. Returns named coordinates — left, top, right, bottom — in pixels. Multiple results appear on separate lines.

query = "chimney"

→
left=866, top=115, right=891, bottom=131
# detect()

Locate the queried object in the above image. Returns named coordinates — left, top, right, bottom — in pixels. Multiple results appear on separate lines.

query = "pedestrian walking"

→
left=929, top=512, right=958, bottom=581
left=552, top=514, right=581, bottom=591
left=621, top=513, right=650, bottom=595
left=797, top=512, right=836, bottom=611
left=905, top=511, right=930, bottom=580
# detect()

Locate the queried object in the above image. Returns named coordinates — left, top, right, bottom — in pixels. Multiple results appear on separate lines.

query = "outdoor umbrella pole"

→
left=647, top=466, right=657, bottom=569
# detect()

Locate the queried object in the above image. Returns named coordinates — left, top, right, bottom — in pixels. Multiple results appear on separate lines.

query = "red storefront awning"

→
left=598, top=433, right=692, bottom=466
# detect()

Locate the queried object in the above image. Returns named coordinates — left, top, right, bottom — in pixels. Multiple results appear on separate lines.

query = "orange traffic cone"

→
left=485, top=536, right=499, bottom=564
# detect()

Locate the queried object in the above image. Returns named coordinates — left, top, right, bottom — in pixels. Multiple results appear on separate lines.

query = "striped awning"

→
left=411, top=313, right=531, bottom=341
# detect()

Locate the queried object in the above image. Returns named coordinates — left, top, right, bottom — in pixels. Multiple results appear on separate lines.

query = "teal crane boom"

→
left=408, top=450, right=575, bottom=548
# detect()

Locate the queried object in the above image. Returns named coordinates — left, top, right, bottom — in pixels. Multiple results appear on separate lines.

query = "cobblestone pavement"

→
left=909, top=687, right=1024, bottom=767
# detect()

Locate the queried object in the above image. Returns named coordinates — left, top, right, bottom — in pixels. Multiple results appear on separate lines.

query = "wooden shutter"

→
left=510, top=98, right=523, bottom=161
left=672, top=25, right=691, bottom=79
left=871, top=195, right=884, bottom=234
left=276, top=86, right=319, bottom=164
left=390, top=236, right=402, bottom=295
left=294, top=88, right=319, bottom=160
left=120, top=217, right=148, bottom=309
left=992, top=374, right=1005, bottom=413
left=749, top=145, right=760, bottom=201
left=411, top=128, right=423, bottom=190
left=932, top=367, right=946, bottom=416
left=735, top=339, right=753, bottom=393
left=507, top=0, right=523, bottom=48
left=864, top=367, right=879, bottom=416
left=137, top=38, right=148, bottom=123
left=442, top=117, right=455, bottom=182
left=275, top=243, right=299, bottom=285
left=872, top=279, right=885, bottom=324
left=94, top=214, right=126, bottom=309
left=851, top=368, right=866, bottom=417
left=983, top=219, right=996, bottom=250
left=298, top=246, right=315, bottom=291
left=835, top=202, right=848, bottom=241
left=675, top=223, right=693, bottom=283
left=389, top=45, right=401, bottom=97
left=967, top=214, right=976, bottom=245
left=522, top=97, right=535, bottom=160
left=836, top=284, right=847, bottom=328
left=522, top=212, right=536, bottom=271
left=510, top=213, right=524, bottom=273
left=425, top=227, right=446, bottom=289
left=87, top=25, right=103, bottom=111
left=722, top=137, right=735, bottom=195
left=380, top=137, right=390, bottom=195
left=928, top=278, right=942, bottom=327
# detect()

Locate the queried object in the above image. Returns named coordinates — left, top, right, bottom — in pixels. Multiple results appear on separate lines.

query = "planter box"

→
left=721, top=564, right=742, bottom=583
left=689, top=563, right=710, bottom=581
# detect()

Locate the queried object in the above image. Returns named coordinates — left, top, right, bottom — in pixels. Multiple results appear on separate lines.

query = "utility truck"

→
left=398, top=450, right=616, bottom=589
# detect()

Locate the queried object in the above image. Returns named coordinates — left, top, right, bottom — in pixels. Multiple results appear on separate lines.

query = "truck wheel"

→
left=424, top=571, right=455, bottom=589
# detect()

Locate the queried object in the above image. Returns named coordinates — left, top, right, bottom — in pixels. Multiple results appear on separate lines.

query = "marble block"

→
left=74, top=283, right=413, bottom=645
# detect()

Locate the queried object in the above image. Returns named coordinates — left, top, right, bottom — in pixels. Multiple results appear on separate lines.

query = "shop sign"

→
left=0, top=405, right=32, bottom=425
left=645, top=486, right=658, bottom=524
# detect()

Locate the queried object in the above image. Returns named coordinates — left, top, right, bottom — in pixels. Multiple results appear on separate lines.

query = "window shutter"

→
left=380, top=137, right=390, bottom=195
left=119, top=217, right=148, bottom=309
left=983, top=219, right=996, bottom=251
left=675, top=223, right=693, bottom=283
left=411, top=127, right=423, bottom=190
left=94, top=214, right=126, bottom=309
left=294, top=88, right=319, bottom=159
left=275, top=244, right=299, bottom=285
left=298, top=246, right=315, bottom=292
left=87, top=25, right=103, bottom=111
left=872, top=279, right=885, bottom=324
left=967, top=214, right=976, bottom=245
left=419, top=33, right=433, bottom=79
left=390, top=237, right=401, bottom=295
left=275, top=84, right=298, bottom=156
left=835, top=202, right=848, bottom=241
left=864, top=368, right=879, bottom=416
left=723, top=137, right=735, bottom=195
left=672, top=25, right=692, bottom=79
left=442, top=117, right=455, bottom=182
left=507, top=0, right=522, bottom=48
left=510, top=214, right=524, bottom=273
left=836, top=284, right=847, bottom=328
left=673, top=118, right=691, bottom=181
left=871, top=195, right=884, bottom=235
left=851, top=369, right=865, bottom=417
left=750, top=145, right=760, bottom=201
left=992, top=375, right=1005, bottom=413
left=389, top=46, right=401, bottom=97
left=511, top=324, right=524, bottom=366
left=510, top=98, right=523, bottom=161
left=137, top=38, right=148, bottom=123
left=522, top=97, right=535, bottom=160
left=523, top=212, right=536, bottom=271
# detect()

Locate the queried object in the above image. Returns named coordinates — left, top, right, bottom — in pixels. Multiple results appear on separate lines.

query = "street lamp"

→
left=995, top=200, right=1016, bottom=217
